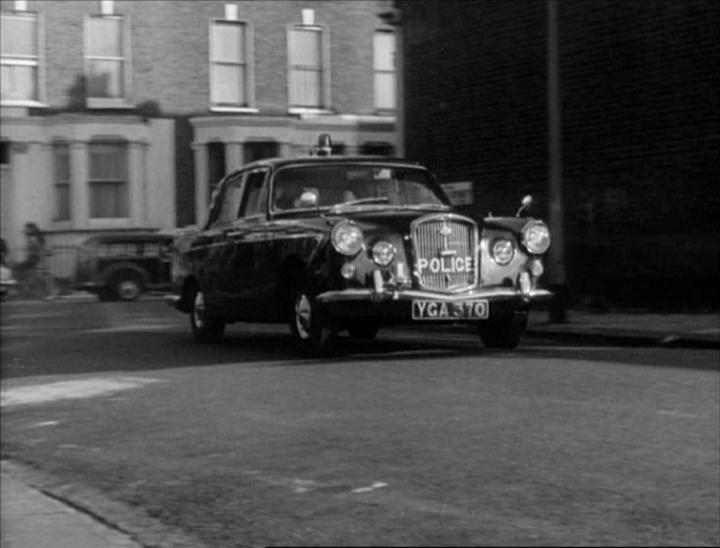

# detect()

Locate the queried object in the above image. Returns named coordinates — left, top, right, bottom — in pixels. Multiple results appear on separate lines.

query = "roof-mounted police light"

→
left=315, top=134, right=333, bottom=156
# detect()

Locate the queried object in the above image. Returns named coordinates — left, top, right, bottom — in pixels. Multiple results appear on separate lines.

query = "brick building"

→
left=396, top=0, right=719, bottom=309
left=1, top=0, right=396, bottom=275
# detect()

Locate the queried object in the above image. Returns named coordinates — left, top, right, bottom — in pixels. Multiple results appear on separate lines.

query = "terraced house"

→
left=0, top=0, right=396, bottom=280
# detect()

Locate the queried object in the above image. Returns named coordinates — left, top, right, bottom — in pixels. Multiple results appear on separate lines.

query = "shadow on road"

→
left=2, top=299, right=717, bottom=379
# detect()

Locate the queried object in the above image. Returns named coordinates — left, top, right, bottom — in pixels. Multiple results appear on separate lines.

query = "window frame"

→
left=237, top=168, right=269, bottom=220
left=287, top=23, right=331, bottom=114
left=87, top=139, right=129, bottom=220
left=208, top=18, right=256, bottom=112
left=83, top=13, right=131, bottom=108
left=373, top=29, right=396, bottom=112
left=0, top=9, right=46, bottom=107
left=52, top=141, right=72, bottom=222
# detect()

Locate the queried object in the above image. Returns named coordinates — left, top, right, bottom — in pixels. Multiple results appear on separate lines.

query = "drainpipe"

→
left=547, top=0, right=567, bottom=323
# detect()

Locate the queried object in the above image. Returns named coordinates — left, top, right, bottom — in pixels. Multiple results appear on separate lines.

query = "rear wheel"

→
left=190, top=289, right=225, bottom=343
left=477, top=312, right=527, bottom=349
left=111, top=272, right=144, bottom=301
left=289, top=287, right=336, bottom=357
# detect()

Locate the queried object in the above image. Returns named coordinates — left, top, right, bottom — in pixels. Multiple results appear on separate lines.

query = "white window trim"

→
left=87, top=139, right=130, bottom=220
left=0, top=10, right=47, bottom=107
left=286, top=23, right=331, bottom=112
left=52, top=141, right=72, bottom=223
left=373, top=29, right=396, bottom=113
left=208, top=18, right=255, bottom=111
left=83, top=13, right=132, bottom=108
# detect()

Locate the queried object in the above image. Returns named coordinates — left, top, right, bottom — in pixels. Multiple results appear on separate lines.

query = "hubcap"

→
left=294, top=293, right=312, bottom=340
left=117, top=280, right=140, bottom=300
left=193, top=291, right=205, bottom=328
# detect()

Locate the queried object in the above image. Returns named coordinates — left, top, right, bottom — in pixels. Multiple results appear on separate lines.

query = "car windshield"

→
left=272, top=165, right=448, bottom=212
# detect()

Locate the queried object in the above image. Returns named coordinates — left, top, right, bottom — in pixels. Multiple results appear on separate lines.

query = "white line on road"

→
left=351, top=481, right=388, bottom=494
left=0, top=376, right=162, bottom=407
left=657, top=410, right=699, bottom=419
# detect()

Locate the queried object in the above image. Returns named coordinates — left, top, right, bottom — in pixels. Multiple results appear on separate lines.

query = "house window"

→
left=53, top=142, right=71, bottom=221
left=288, top=25, right=326, bottom=109
left=1, top=11, right=40, bottom=104
left=85, top=15, right=127, bottom=101
left=210, top=20, right=249, bottom=108
left=88, top=141, right=128, bottom=218
left=374, top=30, right=396, bottom=111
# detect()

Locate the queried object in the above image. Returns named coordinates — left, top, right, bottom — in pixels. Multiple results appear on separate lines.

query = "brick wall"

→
left=8, top=0, right=386, bottom=115
left=3, top=0, right=392, bottom=228
left=399, top=0, right=719, bottom=309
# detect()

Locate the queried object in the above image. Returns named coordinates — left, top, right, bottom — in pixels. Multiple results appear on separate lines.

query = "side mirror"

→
left=516, top=194, right=533, bottom=217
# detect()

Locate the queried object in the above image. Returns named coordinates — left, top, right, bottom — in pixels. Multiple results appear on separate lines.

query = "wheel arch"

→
left=275, top=255, right=307, bottom=320
left=100, top=262, right=149, bottom=287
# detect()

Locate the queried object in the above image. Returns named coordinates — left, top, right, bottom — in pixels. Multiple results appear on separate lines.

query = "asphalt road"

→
left=1, top=298, right=719, bottom=547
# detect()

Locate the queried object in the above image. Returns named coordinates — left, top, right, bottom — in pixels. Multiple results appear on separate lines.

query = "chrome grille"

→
left=411, top=214, right=478, bottom=292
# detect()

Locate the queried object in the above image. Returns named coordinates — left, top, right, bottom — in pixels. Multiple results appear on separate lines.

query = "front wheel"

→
left=477, top=312, right=527, bottom=349
left=289, top=288, right=336, bottom=357
left=190, top=289, right=225, bottom=343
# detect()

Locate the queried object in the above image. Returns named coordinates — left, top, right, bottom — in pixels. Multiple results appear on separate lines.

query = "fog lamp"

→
left=340, top=262, right=356, bottom=279
left=372, top=241, right=396, bottom=266
left=492, top=238, right=515, bottom=265
left=528, top=258, right=544, bottom=277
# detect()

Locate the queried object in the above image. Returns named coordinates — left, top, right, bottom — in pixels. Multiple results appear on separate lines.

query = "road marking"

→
left=0, top=376, right=161, bottom=407
left=32, top=421, right=60, bottom=427
left=351, top=481, right=388, bottom=494
left=657, top=410, right=698, bottom=419
left=82, top=325, right=182, bottom=334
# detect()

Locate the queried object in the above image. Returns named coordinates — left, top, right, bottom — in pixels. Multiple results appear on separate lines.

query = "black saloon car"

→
left=169, top=136, right=552, bottom=355
left=76, top=232, right=174, bottom=301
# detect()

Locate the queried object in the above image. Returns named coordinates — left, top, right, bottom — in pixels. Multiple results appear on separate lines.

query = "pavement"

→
left=525, top=308, right=720, bottom=349
left=1, top=462, right=142, bottom=548
left=1, top=293, right=718, bottom=548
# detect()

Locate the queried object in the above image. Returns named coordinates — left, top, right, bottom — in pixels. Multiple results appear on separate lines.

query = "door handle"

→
left=225, top=230, right=244, bottom=238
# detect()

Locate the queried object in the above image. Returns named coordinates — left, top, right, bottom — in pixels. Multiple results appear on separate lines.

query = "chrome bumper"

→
left=317, top=286, right=553, bottom=304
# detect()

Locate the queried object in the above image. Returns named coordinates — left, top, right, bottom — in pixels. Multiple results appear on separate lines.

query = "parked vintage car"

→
left=75, top=232, right=174, bottom=301
left=168, top=135, right=552, bottom=355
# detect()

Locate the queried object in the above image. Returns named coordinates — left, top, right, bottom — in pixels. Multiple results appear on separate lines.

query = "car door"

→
left=194, top=172, right=246, bottom=312
left=221, top=167, right=272, bottom=319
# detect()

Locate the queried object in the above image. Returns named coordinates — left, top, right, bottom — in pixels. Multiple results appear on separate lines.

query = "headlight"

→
left=491, top=238, right=515, bottom=265
left=522, top=221, right=550, bottom=254
left=372, top=241, right=396, bottom=266
left=331, top=221, right=364, bottom=256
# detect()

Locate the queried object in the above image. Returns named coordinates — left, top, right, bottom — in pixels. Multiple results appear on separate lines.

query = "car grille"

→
left=411, top=214, right=478, bottom=293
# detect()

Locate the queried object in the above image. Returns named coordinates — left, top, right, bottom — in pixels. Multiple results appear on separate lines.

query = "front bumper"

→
left=316, top=276, right=552, bottom=324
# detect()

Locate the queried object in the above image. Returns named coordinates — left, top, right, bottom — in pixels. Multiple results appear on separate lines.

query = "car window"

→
left=238, top=169, right=269, bottom=218
left=214, top=174, right=245, bottom=226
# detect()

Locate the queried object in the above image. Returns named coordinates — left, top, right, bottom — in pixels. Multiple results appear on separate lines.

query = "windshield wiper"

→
left=329, top=197, right=389, bottom=212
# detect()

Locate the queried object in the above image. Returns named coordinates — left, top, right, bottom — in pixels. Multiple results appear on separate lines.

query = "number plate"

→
left=411, top=299, right=489, bottom=320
